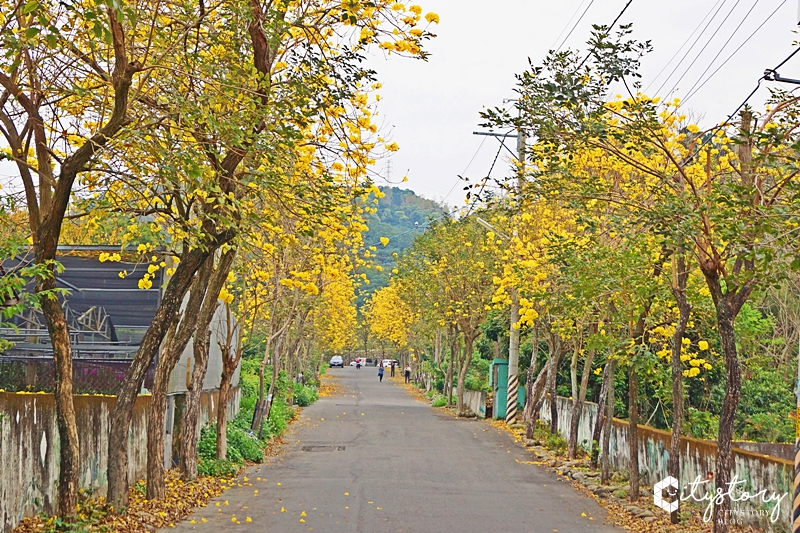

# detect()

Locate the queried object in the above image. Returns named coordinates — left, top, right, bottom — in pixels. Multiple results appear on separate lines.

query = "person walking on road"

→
left=390, top=361, right=396, bottom=377
left=404, top=363, right=411, bottom=383
left=378, top=363, right=384, bottom=382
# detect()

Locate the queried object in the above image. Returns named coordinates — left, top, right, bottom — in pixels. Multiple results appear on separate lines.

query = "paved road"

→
left=172, top=368, right=622, bottom=533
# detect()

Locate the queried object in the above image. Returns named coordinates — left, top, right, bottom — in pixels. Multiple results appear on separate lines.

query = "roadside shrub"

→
left=197, top=422, right=262, bottom=465
left=197, top=424, right=217, bottom=461
left=226, top=425, right=263, bottom=462
left=685, top=407, right=720, bottom=440
left=265, top=397, right=296, bottom=437
left=545, top=432, right=568, bottom=455
left=432, top=395, right=447, bottom=407
left=238, top=359, right=262, bottom=412
left=293, top=382, right=318, bottom=407
left=198, top=458, right=239, bottom=478
left=464, top=374, right=487, bottom=393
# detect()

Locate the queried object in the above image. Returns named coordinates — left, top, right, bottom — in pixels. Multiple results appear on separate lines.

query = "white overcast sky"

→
left=2, top=1, right=799, bottom=208
left=366, top=0, right=800, bottom=206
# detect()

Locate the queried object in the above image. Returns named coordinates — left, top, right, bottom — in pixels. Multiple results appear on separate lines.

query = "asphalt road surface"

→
left=171, top=368, right=622, bottom=533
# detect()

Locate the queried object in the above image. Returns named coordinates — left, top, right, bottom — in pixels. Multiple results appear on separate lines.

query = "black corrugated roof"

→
left=2, top=249, right=164, bottom=334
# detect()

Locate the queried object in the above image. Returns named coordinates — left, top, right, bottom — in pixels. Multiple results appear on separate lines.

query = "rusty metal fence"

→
left=0, top=355, right=155, bottom=394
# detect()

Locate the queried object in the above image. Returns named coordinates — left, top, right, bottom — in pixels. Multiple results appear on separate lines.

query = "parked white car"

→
left=329, top=355, right=343, bottom=368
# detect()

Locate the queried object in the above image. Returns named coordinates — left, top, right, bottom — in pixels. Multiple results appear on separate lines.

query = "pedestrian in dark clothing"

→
left=390, top=361, right=396, bottom=377
left=378, top=363, right=384, bottom=382
left=404, top=364, right=411, bottom=383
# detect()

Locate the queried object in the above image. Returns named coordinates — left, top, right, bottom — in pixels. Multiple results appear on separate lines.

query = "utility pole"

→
left=795, top=329, right=800, bottom=533
left=763, top=71, right=800, bottom=533
left=472, top=103, right=526, bottom=425
left=505, top=111, right=526, bottom=426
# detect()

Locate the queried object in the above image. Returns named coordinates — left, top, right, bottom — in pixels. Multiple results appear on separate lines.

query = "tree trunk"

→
left=146, top=259, right=212, bottom=499
left=260, top=340, right=282, bottom=438
left=627, top=288, right=657, bottom=500
left=601, top=358, right=617, bottom=485
left=669, top=253, right=691, bottom=524
left=456, top=335, right=474, bottom=413
left=628, top=364, right=640, bottom=500
left=590, top=362, right=610, bottom=469
left=445, top=330, right=456, bottom=406
left=547, top=338, right=565, bottom=434
left=217, top=370, right=231, bottom=460
left=548, top=361, right=559, bottom=434
left=107, top=245, right=213, bottom=509
left=568, top=340, right=579, bottom=443
left=526, top=359, right=549, bottom=436
left=569, top=326, right=597, bottom=459
left=180, top=251, right=236, bottom=477
left=711, top=301, right=742, bottom=533
left=7, top=10, right=138, bottom=515
left=38, top=277, right=80, bottom=517
left=523, top=328, right=540, bottom=433
left=213, top=304, right=248, bottom=462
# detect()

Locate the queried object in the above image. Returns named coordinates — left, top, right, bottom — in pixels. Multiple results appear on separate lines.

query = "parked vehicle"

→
left=329, top=355, right=343, bottom=368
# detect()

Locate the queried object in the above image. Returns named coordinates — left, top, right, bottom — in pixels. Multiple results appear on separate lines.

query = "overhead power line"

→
left=644, top=0, right=726, bottom=94
left=551, top=0, right=591, bottom=50
left=653, top=0, right=731, bottom=97
left=683, top=0, right=787, bottom=105
left=681, top=45, right=800, bottom=168
left=576, top=0, right=635, bottom=69
left=441, top=135, right=487, bottom=204
left=555, top=0, right=597, bottom=53
left=661, top=0, right=744, bottom=98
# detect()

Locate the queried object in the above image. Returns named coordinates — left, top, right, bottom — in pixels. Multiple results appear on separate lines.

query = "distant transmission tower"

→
left=384, top=159, right=393, bottom=181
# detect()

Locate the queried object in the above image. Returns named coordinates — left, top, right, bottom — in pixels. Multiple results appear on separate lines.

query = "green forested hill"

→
left=359, top=186, right=445, bottom=299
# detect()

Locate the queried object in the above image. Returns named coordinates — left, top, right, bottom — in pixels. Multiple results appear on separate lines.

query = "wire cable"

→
left=653, top=0, right=731, bottom=96
left=441, top=135, right=487, bottom=204
left=464, top=137, right=508, bottom=217
left=661, top=0, right=743, bottom=98
left=555, top=0, right=597, bottom=53
left=576, top=0, right=635, bottom=69
left=644, top=0, right=726, bottom=94
left=679, top=46, right=800, bottom=166
left=682, top=0, right=786, bottom=105
left=678, top=0, right=761, bottom=99
left=551, top=0, right=591, bottom=50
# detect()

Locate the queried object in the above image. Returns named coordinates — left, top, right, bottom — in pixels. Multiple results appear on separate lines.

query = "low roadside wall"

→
left=0, top=388, right=239, bottom=533
left=463, top=390, right=486, bottom=418
left=540, top=395, right=792, bottom=529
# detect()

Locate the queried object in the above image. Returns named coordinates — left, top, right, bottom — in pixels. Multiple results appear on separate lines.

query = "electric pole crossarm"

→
left=764, top=69, right=800, bottom=85
left=472, top=131, right=519, bottom=138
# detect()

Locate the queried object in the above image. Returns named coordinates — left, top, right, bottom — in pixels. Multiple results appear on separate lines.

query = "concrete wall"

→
left=0, top=388, right=239, bottom=533
left=463, top=390, right=486, bottom=418
left=732, top=441, right=793, bottom=462
left=540, top=395, right=793, bottom=529
left=167, top=302, right=241, bottom=394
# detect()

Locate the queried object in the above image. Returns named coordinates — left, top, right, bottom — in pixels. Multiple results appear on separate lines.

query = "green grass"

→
left=197, top=363, right=316, bottom=476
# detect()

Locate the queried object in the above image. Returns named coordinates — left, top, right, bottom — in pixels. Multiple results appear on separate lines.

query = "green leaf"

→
left=22, top=1, right=39, bottom=14
left=25, top=26, right=40, bottom=39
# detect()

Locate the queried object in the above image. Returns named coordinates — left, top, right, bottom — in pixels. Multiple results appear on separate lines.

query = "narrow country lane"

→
left=170, top=369, right=623, bottom=533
